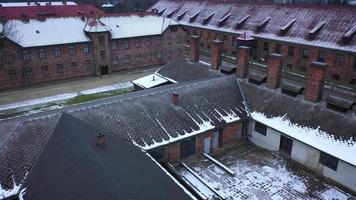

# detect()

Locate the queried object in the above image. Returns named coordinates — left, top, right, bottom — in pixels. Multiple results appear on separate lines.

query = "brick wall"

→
left=221, top=123, right=241, bottom=146
left=0, top=25, right=185, bottom=90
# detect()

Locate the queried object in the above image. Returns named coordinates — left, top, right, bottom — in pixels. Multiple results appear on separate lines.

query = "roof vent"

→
left=167, top=9, right=177, bottom=18
left=96, top=132, right=106, bottom=147
left=203, top=12, right=215, bottom=24
left=189, top=11, right=200, bottom=23
left=256, top=17, right=271, bottom=33
left=308, top=21, right=326, bottom=40
left=172, top=93, right=179, bottom=105
left=158, top=8, right=166, bottom=16
left=218, top=13, right=231, bottom=27
left=341, top=25, right=356, bottom=45
left=248, top=72, right=266, bottom=85
left=281, top=81, right=304, bottom=97
left=280, top=19, right=296, bottom=36
left=36, top=30, right=40, bottom=34
left=177, top=9, right=188, bottom=21
left=326, top=95, right=353, bottom=113
left=235, top=15, right=249, bottom=29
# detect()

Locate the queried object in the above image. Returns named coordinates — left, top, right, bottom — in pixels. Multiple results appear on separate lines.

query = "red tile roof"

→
left=151, top=0, right=356, bottom=53
left=0, top=4, right=104, bottom=20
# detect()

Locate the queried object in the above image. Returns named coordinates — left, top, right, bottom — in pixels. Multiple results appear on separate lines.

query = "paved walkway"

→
left=0, top=67, right=159, bottom=105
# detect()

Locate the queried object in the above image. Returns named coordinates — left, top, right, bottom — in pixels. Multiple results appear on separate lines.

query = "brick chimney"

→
left=304, top=61, right=327, bottom=102
left=266, top=53, right=284, bottom=89
left=96, top=132, right=106, bottom=147
left=189, top=35, right=199, bottom=62
left=172, top=93, right=179, bottom=105
left=211, top=40, right=223, bottom=70
left=236, top=46, right=251, bottom=79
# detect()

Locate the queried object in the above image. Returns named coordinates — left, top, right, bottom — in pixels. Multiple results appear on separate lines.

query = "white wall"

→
left=250, top=121, right=280, bottom=151
left=322, top=161, right=356, bottom=192
left=291, top=140, right=322, bottom=171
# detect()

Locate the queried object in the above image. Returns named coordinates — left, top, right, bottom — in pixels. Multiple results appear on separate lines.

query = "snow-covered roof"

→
left=4, top=15, right=176, bottom=47
left=252, top=112, right=356, bottom=167
left=0, top=1, right=77, bottom=7
left=132, top=74, right=169, bottom=89
left=102, top=2, right=114, bottom=7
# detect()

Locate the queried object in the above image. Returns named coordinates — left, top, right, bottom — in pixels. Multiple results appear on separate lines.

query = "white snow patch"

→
left=80, top=82, right=133, bottom=95
left=0, top=182, right=21, bottom=199
left=132, top=74, right=168, bottom=89
left=0, top=92, right=77, bottom=111
left=215, top=108, right=240, bottom=123
left=251, top=112, right=356, bottom=166
left=319, top=188, right=349, bottom=200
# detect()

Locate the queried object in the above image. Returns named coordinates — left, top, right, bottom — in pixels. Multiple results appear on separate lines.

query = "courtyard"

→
left=176, top=141, right=355, bottom=200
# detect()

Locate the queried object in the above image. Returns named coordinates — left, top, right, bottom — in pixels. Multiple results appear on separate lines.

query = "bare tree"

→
left=0, top=21, right=19, bottom=70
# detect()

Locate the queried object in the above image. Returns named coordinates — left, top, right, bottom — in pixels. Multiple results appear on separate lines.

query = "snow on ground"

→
left=178, top=145, right=353, bottom=200
left=251, top=111, right=356, bottom=166
left=80, top=82, right=133, bottom=95
left=0, top=182, right=21, bottom=200
left=179, top=170, right=215, bottom=199
left=0, top=92, right=77, bottom=112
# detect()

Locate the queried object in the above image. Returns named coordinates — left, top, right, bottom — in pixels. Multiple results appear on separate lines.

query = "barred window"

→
left=8, top=70, right=16, bottom=80
left=100, top=50, right=106, bottom=61
left=112, top=57, right=119, bottom=65
left=83, top=44, right=90, bottom=54
left=156, top=51, right=162, bottom=59
left=3, top=52, right=14, bottom=63
left=124, top=55, right=130, bottom=64
left=71, top=62, right=78, bottom=72
left=302, top=48, right=309, bottom=59
left=57, top=64, right=64, bottom=74
left=38, top=48, right=46, bottom=59
left=146, top=38, right=151, bottom=47
left=135, top=39, right=140, bottom=48
left=111, top=41, right=117, bottom=50
left=54, top=47, right=62, bottom=57
left=288, top=46, right=294, bottom=56
left=124, top=40, right=129, bottom=49
left=41, top=66, right=49, bottom=79
left=254, top=122, right=267, bottom=136
left=319, top=152, right=338, bottom=171
left=135, top=54, right=141, bottom=63
left=85, top=60, right=92, bottom=71
left=69, top=46, right=76, bottom=55
left=22, top=50, right=30, bottom=61
left=99, top=36, right=105, bottom=48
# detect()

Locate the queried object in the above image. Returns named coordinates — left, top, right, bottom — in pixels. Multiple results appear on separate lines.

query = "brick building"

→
left=0, top=14, right=185, bottom=90
left=150, top=0, right=356, bottom=86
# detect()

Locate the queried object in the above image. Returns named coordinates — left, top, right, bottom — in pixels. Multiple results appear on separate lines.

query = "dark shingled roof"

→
left=239, top=80, right=356, bottom=140
left=21, top=113, right=192, bottom=200
left=0, top=76, right=247, bottom=189
left=151, top=0, right=356, bottom=53
left=156, top=59, right=221, bottom=82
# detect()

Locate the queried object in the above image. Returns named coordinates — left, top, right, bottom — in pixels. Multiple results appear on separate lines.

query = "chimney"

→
left=189, top=35, right=199, bottom=62
left=236, top=46, right=251, bottom=79
left=304, top=61, right=327, bottom=102
left=63, top=0, right=67, bottom=5
left=210, top=40, right=223, bottom=70
left=172, top=93, right=179, bottom=105
left=266, top=53, right=284, bottom=89
left=96, top=132, right=106, bottom=147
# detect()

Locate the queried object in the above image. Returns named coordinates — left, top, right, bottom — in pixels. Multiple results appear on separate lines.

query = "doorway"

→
left=180, top=137, right=196, bottom=159
left=204, top=137, right=211, bottom=154
left=212, top=131, right=220, bottom=149
left=100, top=66, right=109, bottom=75
left=279, top=135, right=293, bottom=156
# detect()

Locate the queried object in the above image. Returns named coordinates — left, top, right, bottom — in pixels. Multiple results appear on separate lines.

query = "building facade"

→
left=0, top=14, right=185, bottom=90
left=150, top=0, right=356, bottom=86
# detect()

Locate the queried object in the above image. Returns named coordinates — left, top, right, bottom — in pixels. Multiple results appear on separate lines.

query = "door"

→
left=212, top=131, right=220, bottom=149
left=180, top=137, right=196, bottom=159
left=204, top=137, right=211, bottom=154
left=100, top=66, right=109, bottom=75
left=280, top=135, right=293, bottom=156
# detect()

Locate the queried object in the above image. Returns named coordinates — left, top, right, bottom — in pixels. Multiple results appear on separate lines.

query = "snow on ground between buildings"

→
left=251, top=112, right=356, bottom=166
left=0, top=92, right=78, bottom=111
left=80, top=82, right=133, bottom=95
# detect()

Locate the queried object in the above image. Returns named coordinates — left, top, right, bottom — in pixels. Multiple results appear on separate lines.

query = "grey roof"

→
left=21, top=113, right=192, bottom=200
left=156, top=59, right=221, bottom=82
left=239, top=80, right=356, bottom=140
left=0, top=75, right=248, bottom=189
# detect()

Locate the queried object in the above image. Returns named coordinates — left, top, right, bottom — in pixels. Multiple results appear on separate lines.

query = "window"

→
left=57, top=64, right=64, bottom=74
left=176, top=48, right=182, bottom=57
left=99, top=36, right=105, bottom=48
left=135, top=54, right=141, bottom=63
left=135, top=39, right=140, bottom=48
left=336, top=54, right=344, bottom=65
left=124, top=55, right=130, bottom=64
left=318, top=51, right=326, bottom=62
left=123, top=40, right=129, bottom=49
left=275, top=44, right=281, bottom=54
left=23, top=68, right=33, bottom=79
left=100, top=50, right=106, bottom=61
left=83, top=44, right=90, bottom=54
left=223, top=35, right=228, bottom=45
left=8, top=70, right=16, bottom=80
left=41, top=66, right=49, bottom=79
left=263, top=42, right=269, bottom=52
left=331, top=73, right=340, bottom=81
left=71, top=62, right=78, bottom=72
left=146, top=38, right=151, bottom=47
left=288, top=46, right=294, bottom=56
left=254, top=122, right=267, bottom=136
left=85, top=60, right=92, bottom=71
left=112, top=57, right=119, bottom=65
left=302, top=48, right=309, bottom=59
left=111, top=41, right=117, bottom=50
left=3, top=52, right=13, bottom=63
left=157, top=51, right=162, bottom=59
left=167, top=50, right=172, bottom=58
left=170, top=26, right=177, bottom=32
left=176, top=35, right=183, bottom=43
left=22, top=50, right=30, bottom=61
left=69, top=46, right=76, bottom=55
left=157, top=37, right=162, bottom=46
left=54, top=47, right=61, bottom=57
left=167, top=35, right=172, bottom=45
left=38, top=48, right=46, bottom=59
left=146, top=53, right=152, bottom=61
left=350, top=78, right=356, bottom=85
left=319, top=152, right=338, bottom=171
